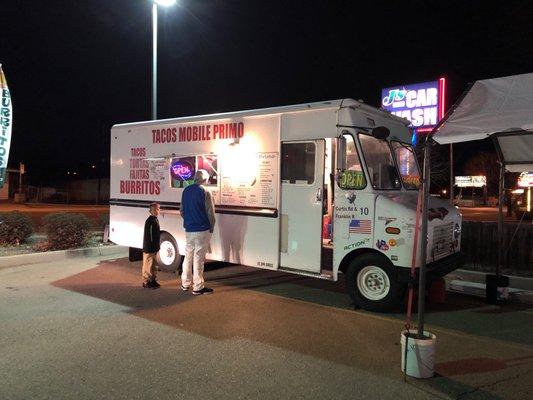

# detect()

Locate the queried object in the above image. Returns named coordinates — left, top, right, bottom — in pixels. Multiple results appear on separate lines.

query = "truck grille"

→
left=432, top=222, right=454, bottom=261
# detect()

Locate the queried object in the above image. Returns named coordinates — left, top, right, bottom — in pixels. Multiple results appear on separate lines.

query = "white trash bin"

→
left=401, top=329, right=436, bottom=378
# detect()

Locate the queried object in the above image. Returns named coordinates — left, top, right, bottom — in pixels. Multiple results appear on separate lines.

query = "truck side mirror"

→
left=336, top=136, right=347, bottom=171
left=372, top=126, right=390, bottom=140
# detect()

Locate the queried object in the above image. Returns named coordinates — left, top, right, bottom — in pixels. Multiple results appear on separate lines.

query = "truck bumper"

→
left=397, top=252, right=466, bottom=283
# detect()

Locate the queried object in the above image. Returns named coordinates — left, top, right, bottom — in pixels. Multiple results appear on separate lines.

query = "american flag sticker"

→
left=349, top=219, right=372, bottom=235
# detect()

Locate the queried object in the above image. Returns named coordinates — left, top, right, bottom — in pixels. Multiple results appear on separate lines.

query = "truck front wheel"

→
left=156, top=232, right=183, bottom=273
left=346, top=254, right=406, bottom=312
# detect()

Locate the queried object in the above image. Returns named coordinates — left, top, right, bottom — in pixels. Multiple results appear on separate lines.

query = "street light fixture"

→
left=155, top=0, right=177, bottom=5
left=152, top=0, right=177, bottom=120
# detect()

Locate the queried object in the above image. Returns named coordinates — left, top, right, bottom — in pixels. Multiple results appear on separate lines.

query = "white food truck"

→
left=110, top=99, right=464, bottom=312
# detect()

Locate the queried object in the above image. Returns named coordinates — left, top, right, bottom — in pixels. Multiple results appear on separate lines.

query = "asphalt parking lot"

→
left=1, top=256, right=532, bottom=400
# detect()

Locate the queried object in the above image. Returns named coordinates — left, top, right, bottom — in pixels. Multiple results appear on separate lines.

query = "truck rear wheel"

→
left=156, top=232, right=183, bottom=273
left=346, top=253, right=406, bottom=312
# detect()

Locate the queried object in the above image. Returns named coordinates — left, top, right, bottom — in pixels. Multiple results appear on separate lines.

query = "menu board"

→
left=220, top=152, right=278, bottom=208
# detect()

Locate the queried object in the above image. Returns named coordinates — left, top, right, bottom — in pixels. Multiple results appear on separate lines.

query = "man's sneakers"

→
left=144, top=281, right=213, bottom=294
left=192, top=287, right=214, bottom=295
left=142, top=280, right=160, bottom=289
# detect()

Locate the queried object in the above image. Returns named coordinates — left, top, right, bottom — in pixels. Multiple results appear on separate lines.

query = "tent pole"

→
left=417, top=139, right=431, bottom=339
left=450, top=143, right=454, bottom=206
left=497, top=161, right=504, bottom=277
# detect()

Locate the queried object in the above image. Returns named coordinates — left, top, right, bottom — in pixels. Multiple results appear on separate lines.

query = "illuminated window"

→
left=170, top=154, right=218, bottom=188
left=338, top=134, right=366, bottom=190
left=197, top=154, right=218, bottom=186
left=170, top=157, right=196, bottom=188
left=391, top=142, right=421, bottom=190
left=281, top=142, right=315, bottom=184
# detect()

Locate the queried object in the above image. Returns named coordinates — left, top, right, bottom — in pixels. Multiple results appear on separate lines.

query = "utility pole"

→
left=19, top=162, right=25, bottom=199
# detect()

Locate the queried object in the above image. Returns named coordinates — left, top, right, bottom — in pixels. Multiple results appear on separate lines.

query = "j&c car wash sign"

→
left=381, top=78, right=446, bottom=132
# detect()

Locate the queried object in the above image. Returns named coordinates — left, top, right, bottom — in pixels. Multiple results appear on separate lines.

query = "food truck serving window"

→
left=170, top=155, right=218, bottom=188
left=359, top=134, right=401, bottom=190
left=391, top=141, right=421, bottom=190
left=197, top=154, right=218, bottom=186
left=281, top=142, right=315, bottom=184
left=338, top=134, right=366, bottom=190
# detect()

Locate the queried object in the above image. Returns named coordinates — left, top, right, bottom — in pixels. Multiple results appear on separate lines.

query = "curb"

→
left=445, top=269, right=533, bottom=305
left=0, top=245, right=128, bottom=270
left=448, top=269, right=533, bottom=291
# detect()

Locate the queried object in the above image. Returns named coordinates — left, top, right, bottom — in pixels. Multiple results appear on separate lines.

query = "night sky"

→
left=1, top=0, right=532, bottom=184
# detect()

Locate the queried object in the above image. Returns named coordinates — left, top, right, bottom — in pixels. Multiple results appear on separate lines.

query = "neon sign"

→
left=171, top=160, right=194, bottom=180
left=381, top=78, right=446, bottom=132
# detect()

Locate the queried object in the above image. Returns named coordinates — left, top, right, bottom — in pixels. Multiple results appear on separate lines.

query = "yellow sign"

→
left=339, top=170, right=366, bottom=189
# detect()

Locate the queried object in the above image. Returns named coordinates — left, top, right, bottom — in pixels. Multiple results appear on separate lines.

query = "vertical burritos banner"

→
left=0, top=64, right=12, bottom=188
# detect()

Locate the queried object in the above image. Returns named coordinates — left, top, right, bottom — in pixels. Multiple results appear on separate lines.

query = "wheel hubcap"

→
left=357, top=265, right=391, bottom=301
left=159, top=240, right=176, bottom=265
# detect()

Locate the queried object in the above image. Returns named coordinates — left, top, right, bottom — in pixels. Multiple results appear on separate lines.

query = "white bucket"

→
left=401, top=329, right=436, bottom=378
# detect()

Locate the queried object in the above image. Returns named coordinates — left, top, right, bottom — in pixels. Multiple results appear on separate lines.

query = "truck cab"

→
left=278, top=100, right=463, bottom=311
left=326, top=122, right=463, bottom=311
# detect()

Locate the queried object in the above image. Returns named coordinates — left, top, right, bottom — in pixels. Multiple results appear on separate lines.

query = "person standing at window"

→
left=180, top=169, right=216, bottom=295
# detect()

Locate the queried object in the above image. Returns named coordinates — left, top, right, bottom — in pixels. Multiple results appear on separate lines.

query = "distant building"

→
left=0, top=168, right=21, bottom=200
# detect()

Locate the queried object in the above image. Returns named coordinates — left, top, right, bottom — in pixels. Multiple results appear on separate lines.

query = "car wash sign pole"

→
left=381, top=78, right=446, bottom=133
left=0, top=64, right=12, bottom=188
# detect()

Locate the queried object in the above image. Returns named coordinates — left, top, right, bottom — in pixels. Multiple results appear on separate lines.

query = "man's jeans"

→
left=181, top=230, right=211, bottom=291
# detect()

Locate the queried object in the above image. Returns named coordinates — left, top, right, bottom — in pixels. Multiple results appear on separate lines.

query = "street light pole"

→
left=152, top=0, right=177, bottom=121
left=152, top=2, right=158, bottom=120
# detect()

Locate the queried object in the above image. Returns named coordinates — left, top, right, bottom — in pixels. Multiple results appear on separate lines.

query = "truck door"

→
left=280, top=140, right=325, bottom=273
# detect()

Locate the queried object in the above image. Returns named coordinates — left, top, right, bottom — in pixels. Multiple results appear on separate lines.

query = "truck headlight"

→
left=454, top=223, right=461, bottom=239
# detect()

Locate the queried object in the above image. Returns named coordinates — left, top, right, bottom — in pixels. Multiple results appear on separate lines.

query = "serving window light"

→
left=219, top=133, right=260, bottom=187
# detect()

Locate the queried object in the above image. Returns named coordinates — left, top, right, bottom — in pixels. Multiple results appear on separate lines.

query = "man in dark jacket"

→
left=180, top=170, right=216, bottom=295
left=142, top=202, right=161, bottom=289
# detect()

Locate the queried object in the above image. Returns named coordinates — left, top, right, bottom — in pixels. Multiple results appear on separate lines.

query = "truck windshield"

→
left=359, top=134, right=401, bottom=190
left=391, top=142, right=421, bottom=190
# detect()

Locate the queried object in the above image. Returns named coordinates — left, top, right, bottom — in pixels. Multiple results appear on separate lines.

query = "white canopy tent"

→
left=433, top=72, right=533, bottom=171
left=414, top=73, right=533, bottom=336
left=432, top=71, right=533, bottom=292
